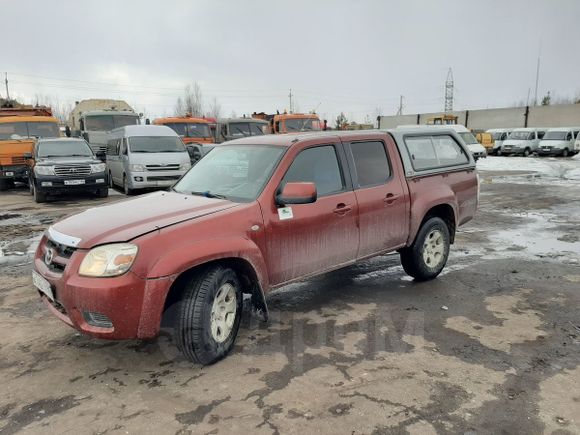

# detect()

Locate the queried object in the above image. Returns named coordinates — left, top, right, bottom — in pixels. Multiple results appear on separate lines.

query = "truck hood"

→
left=502, top=139, right=527, bottom=147
left=467, top=143, right=486, bottom=153
left=0, top=139, right=34, bottom=160
left=51, top=191, right=239, bottom=248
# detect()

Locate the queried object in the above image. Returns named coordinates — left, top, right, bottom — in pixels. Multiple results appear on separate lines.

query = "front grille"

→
left=54, top=164, right=91, bottom=177
left=146, top=164, right=180, bottom=171
left=46, top=239, right=76, bottom=259
left=147, top=175, right=181, bottom=181
left=11, top=156, right=25, bottom=164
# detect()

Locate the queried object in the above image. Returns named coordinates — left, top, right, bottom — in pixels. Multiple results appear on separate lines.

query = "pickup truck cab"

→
left=33, top=128, right=478, bottom=365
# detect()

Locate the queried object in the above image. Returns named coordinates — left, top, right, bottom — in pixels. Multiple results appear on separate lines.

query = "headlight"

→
left=90, top=163, right=107, bottom=173
left=79, top=243, right=138, bottom=277
left=34, top=165, right=55, bottom=176
left=180, top=162, right=191, bottom=170
left=130, top=164, right=146, bottom=172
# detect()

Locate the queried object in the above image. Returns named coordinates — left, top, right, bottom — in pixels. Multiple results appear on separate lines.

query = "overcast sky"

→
left=3, top=0, right=580, bottom=123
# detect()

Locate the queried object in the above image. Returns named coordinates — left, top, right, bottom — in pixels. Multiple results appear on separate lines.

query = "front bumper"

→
left=33, top=235, right=173, bottom=340
left=33, top=172, right=107, bottom=193
left=537, top=147, right=564, bottom=156
left=0, top=165, right=28, bottom=180
left=128, top=170, right=186, bottom=190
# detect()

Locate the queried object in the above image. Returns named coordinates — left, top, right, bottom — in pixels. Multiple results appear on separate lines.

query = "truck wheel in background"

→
left=562, top=148, right=569, bottom=157
left=123, top=175, right=133, bottom=195
left=175, top=266, right=242, bottom=365
left=400, top=217, right=450, bottom=281
left=97, top=187, right=109, bottom=198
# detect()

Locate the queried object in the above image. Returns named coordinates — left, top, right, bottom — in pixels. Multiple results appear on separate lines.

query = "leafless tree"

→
left=33, top=94, right=73, bottom=124
left=207, top=96, right=222, bottom=118
left=174, top=82, right=204, bottom=117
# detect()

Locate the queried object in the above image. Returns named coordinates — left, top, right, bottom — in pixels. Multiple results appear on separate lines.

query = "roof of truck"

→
left=84, top=110, right=139, bottom=117
left=153, top=117, right=210, bottom=124
left=0, top=115, right=59, bottom=124
left=217, top=117, right=268, bottom=124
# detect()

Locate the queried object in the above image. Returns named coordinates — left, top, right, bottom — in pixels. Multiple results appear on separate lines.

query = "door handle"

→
left=333, top=203, right=352, bottom=215
left=384, top=193, right=400, bottom=205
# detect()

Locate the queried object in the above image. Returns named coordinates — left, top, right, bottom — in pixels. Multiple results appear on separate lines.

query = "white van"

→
left=537, top=127, right=580, bottom=157
left=105, top=125, right=191, bottom=194
left=486, top=128, right=512, bottom=155
left=501, top=128, right=546, bottom=156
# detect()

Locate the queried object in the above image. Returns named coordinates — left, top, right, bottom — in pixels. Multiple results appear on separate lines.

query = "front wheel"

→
left=97, top=187, right=109, bottom=198
left=123, top=175, right=133, bottom=195
left=31, top=181, right=47, bottom=203
left=400, top=217, right=450, bottom=281
left=523, top=148, right=531, bottom=157
left=175, top=266, right=243, bottom=365
left=562, top=148, right=569, bottom=157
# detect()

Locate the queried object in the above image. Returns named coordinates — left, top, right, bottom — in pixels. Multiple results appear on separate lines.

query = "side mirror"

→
left=96, top=151, right=106, bottom=160
left=23, top=153, right=33, bottom=159
left=65, top=126, right=71, bottom=137
left=276, top=182, right=317, bottom=206
left=145, top=118, right=151, bottom=125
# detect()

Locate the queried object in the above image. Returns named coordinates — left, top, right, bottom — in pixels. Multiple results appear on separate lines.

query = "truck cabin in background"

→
left=0, top=104, right=60, bottom=191
left=252, top=111, right=323, bottom=134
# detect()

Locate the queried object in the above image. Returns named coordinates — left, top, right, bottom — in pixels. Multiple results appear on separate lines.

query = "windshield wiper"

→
left=190, top=191, right=227, bottom=199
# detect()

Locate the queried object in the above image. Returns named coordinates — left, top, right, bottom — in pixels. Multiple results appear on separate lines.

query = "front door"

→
left=345, top=138, right=408, bottom=258
left=261, top=144, right=359, bottom=285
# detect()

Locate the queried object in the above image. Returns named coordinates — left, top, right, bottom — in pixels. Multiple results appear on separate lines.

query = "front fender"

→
left=147, top=237, right=270, bottom=292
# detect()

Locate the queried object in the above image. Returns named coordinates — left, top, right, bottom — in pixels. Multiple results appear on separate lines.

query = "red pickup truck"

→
left=32, top=128, right=478, bottom=364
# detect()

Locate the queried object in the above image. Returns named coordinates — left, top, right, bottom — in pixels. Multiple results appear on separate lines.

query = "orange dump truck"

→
left=152, top=117, right=214, bottom=145
left=252, top=112, right=322, bottom=134
left=0, top=106, right=60, bottom=190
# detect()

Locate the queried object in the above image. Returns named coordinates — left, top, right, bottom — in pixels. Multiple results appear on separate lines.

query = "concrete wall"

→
left=379, top=104, right=580, bottom=130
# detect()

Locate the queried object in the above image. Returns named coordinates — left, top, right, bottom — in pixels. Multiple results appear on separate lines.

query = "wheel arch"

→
left=410, top=203, right=457, bottom=245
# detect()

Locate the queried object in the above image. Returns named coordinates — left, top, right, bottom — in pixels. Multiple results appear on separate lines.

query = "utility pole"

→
left=288, top=88, right=293, bottom=113
left=4, top=72, right=10, bottom=101
left=533, top=55, right=540, bottom=106
left=396, top=95, right=404, bottom=115
left=444, top=68, right=454, bottom=112
left=526, top=87, right=531, bottom=107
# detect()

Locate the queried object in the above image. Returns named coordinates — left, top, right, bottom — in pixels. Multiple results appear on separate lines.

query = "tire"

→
left=175, top=266, right=243, bottom=365
left=192, top=146, right=202, bottom=163
left=562, top=148, right=569, bottom=157
left=400, top=217, right=451, bottom=281
left=32, top=181, right=47, bottom=203
left=123, top=174, right=133, bottom=195
left=108, top=172, right=114, bottom=188
left=97, top=187, right=108, bottom=198
left=523, top=148, right=530, bottom=157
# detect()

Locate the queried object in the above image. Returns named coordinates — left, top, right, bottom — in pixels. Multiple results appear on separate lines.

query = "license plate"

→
left=32, top=270, right=54, bottom=301
left=5, top=171, right=14, bottom=176
left=64, top=179, right=85, bottom=185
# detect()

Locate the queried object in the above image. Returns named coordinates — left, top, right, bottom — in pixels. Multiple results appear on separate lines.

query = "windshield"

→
left=491, top=132, right=504, bottom=140
left=85, top=114, right=139, bottom=131
left=284, top=118, right=321, bottom=132
left=165, top=122, right=211, bottom=138
left=510, top=131, right=533, bottom=140
left=543, top=131, right=568, bottom=140
left=229, top=123, right=251, bottom=137
left=0, top=121, right=60, bottom=140
left=173, top=145, right=285, bottom=202
left=37, top=140, right=93, bottom=158
left=129, top=136, right=185, bottom=153
left=458, top=132, right=479, bottom=145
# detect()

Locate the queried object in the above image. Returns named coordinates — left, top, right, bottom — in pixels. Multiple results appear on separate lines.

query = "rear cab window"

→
left=349, top=141, right=391, bottom=188
left=405, top=135, right=469, bottom=171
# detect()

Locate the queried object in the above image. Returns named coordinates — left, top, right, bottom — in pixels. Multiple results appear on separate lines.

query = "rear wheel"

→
left=175, top=266, right=242, bottom=365
left=400, top=217, right=450, bottom=281
left=192, top=146, right=202, bottom=163
left=108, top=172, right=114, bottom=188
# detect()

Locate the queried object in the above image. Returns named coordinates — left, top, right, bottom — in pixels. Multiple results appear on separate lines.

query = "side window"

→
left=106, top=140, right=116, bottom=155
left=281, top=145, right=344, bottom=196
left=405, top=137, right=438, bottom=170
left=350, top=141, right=391, bottom=187
left=79, top=118, right=85, bottom=132
left=529, top=132, right=536, bottom=140
left=566, top=132, right=572, bottom=141
left=221, top=124, right=228, bottom=139
left=121, top=138, right=128, bottom=155
left=501, top=133, right=507, bottom=140
left=573, top=130, right=579, bottom=139
left=538, top=131, right=545, bottom=140
left=432, top=135, right=469, bottom=165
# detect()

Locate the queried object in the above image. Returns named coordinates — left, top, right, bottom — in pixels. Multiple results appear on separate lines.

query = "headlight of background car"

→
left=34, top=165, right=55, bottom=176
left=130, top=164, right=146, bottom=172
left=180, top=162, right=191, bottom=170
left=79, top=243, right=138, bottom=277
left=90, top=163, right=107, bottom=173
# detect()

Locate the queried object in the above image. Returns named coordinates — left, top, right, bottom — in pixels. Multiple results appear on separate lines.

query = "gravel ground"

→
left=0, top=157, right=579, bottom=434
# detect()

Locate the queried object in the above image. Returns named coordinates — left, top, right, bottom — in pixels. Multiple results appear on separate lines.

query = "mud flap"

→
left=249, top=284, right=269, bottom=322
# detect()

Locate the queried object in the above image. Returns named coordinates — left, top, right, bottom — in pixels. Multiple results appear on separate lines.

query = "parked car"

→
left=215, top=118, right=269, bottom=143
left=32, top=128, right=478, bottom=364
left=105, top=125, right=191, bottom=195
left=537, top=127, right=580, bottom=157
left=405, top=124, right=487, bottom=160
left=501, top=128, right=546, bottom=156
left=486, top=128, right=513, bottom=155
left=26, top=138, right=108, bottom=203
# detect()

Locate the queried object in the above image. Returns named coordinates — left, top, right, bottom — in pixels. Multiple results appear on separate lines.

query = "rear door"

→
left=345, top=137, right=408, bottom=258
left=262, top=143, right=359, bottom=285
